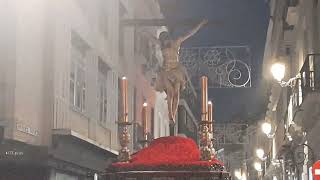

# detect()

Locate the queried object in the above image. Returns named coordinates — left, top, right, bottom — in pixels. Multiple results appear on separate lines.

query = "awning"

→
left=0, top=140, right=48, bottom=166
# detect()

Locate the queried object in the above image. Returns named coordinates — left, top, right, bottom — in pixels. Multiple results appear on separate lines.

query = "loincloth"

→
left=154, top=63, right=187, bottom=92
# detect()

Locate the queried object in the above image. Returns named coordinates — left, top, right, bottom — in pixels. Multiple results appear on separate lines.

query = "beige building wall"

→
left=49, top=0, right=120, bottom=151
left=0, top=0, right=121, bottom=152
left=0, top=0, right=170, bottom=155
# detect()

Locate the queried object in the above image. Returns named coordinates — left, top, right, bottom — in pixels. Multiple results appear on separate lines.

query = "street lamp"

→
left=261, top=122, right=272, bottom=136
left=262, top=121, right=275, bottom=138
left=256, top=148, right=265, bottom=160
left=271, top=63, right=285, bottom=82
left=270, top=62, right=300, bottom=87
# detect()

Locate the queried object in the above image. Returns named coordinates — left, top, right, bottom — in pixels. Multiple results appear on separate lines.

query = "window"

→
left=98, top=75, right=107, bottom=124
left=98, top=58, right=110, bottom=125
left=70, top=51, right=86, bottom=112
left=70, top=32, right=89, bottom=113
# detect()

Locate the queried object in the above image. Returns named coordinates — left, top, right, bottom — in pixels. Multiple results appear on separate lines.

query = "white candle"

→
left=142, top=102, right=148, bottom=135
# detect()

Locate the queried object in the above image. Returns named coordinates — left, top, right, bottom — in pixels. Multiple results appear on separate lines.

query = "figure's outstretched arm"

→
left=177, top=19, right=208, bottom=44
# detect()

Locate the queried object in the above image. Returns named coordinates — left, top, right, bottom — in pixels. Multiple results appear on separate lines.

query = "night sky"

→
left=158, top=0, right=270, bottom=122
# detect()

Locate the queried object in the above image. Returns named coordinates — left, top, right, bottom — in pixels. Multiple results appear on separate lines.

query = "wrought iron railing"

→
left=179, top=46, right=252, bottom=88
left=299, top=53, right=320, bottom=102
left=179, top=77, right=199, bottom=142
left=180, top=75, right=200, bottom=118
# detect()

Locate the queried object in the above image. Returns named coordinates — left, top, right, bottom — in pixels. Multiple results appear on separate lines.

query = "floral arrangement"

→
left=111, top=136, right=224, bottom=171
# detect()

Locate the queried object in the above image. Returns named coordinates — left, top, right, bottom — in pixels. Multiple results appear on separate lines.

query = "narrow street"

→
left=0, top=0, right=320, bottom=180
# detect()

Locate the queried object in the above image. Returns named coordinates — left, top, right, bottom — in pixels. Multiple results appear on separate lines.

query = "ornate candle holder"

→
left=199, top=76, right=213, bottom=161
left=199, top=119, right=213, bottom=161
left=210, top=119, right=216, bottom=158
left=117, top=114, right=132, bottom=162
left=209, top=135, right=216, bottom=158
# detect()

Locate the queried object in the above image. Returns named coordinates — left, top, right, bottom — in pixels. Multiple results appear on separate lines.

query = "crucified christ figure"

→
left=153, top=19, right=208, bottom=126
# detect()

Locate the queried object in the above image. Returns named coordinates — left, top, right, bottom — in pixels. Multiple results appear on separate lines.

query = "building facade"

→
left=0, top=0, right=170, bottom=179
left=260, top=0, right=320, bottom=179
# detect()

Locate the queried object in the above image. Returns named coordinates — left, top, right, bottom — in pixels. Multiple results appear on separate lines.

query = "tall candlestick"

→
left=121, top=77, right=128, bottom=122
left=201, top=76, right=208, bottom=121
left=199, top=76, right=212, bottom=161
left=142, top=102, right=148, bottom=135
left=208, top=101, right=213, bottom=133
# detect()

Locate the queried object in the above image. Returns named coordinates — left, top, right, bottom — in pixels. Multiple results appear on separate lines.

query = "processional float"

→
left=105, top=76, right=231, bottom=180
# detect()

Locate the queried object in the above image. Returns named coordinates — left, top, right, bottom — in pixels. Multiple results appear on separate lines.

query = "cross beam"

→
left=120, top=19, right=223, bottom=27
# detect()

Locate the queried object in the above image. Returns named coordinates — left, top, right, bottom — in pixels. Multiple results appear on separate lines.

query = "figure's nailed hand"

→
left=200, top=19, right=209, bottom=26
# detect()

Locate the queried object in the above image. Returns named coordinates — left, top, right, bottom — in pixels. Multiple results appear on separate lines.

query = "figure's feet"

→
left=169, top=119, right=175, bottom=127
left=169, top=119, right=176, bottom=136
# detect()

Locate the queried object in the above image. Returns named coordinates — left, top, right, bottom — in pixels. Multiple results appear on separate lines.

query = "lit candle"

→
left=201, top=76, right=208, bottom=121
left=208, top=101, right=213, bottom=132
left=121, top=77, right=128, bottom=122
left=142, top=102, right=148, bottom=136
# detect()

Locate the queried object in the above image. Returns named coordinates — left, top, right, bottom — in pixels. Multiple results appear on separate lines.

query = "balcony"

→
left=299, top=54, right=320, bottom=100
left=293, top=54, right=320, bottom=131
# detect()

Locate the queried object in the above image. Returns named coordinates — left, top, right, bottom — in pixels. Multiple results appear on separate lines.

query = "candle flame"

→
left=122, top=76, right=127, bottom=80
left=208, top=101, right=212, bottom=105
left=143, top=102, right=148, bottom=107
